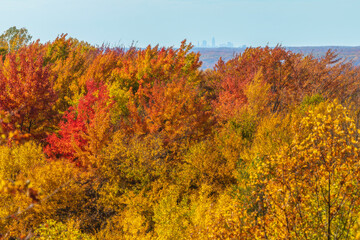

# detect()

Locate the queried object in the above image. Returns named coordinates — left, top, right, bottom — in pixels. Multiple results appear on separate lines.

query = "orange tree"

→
left=123, top=77, right=213, bottom=152
left=210, top=46, right=360, bottom=121
left=80, top=40, right=201, bottom=90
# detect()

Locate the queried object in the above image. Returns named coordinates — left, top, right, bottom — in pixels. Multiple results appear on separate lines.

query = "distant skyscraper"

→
left=212, top=37, right=215, bottom=48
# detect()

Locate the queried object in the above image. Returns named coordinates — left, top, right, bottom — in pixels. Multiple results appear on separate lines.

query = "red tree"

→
left=0, top=42, right=57, bottom=141
left=45, top=80, right=113, bottom=167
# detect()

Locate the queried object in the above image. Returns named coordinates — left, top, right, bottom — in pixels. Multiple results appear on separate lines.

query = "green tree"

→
left=0, top=26, right=32, bottom=55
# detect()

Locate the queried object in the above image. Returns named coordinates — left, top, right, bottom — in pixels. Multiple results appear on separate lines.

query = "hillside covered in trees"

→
left=2, top=27, right=360, bottom=239
left=196, top=46, right=360, bottom=69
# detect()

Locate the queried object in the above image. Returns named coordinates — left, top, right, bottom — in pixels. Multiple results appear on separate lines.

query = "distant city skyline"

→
left=194, top=37, right=244, bottom=48
left=1, top=0, right=360, bottom=48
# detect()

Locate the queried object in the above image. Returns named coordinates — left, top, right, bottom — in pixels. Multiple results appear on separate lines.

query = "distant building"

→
left=219, top=42, right=234, bottom=48
left=202, top=40, right=208, bottom=47
left=212, top=37, right=215, bottom=48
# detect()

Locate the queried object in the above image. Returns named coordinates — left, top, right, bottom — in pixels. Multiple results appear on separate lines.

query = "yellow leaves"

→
left=153, top=186, right=191, bottom=240
left=45, top=36, right=97, bottom=113
left=97, top=206, right=151, bottom=240
left=35, top=219, right=95, bottom=240
left=245, top=70, right=271, bottom=116
left=4, top=35, right=360, bottom=239
left=250, top=112, right=293, bottom=159
left=256, top=99, right=360, bottom=239
left=98, top=131, right=168, bottom=212
left=187, top=187, right=260, bottom=239
left=0, top=141, right=46, bottom=180
left=0, top=178, right=27, bottom=195
left=0, top=161, right=87, bottom=238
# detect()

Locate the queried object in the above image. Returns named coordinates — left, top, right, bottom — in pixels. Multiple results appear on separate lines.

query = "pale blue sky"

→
left=1, top=0, right=360, bottom=48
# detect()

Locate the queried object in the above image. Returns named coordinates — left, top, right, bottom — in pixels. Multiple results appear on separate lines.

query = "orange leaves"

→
left=124, top=77, right=213, bottom=148
left=212, top=46, right=360, bottom=120
left=127, top=40, right=201, bottom=86
left=81, top=40, right=201, bottom=93
left=44, top=39, right=204, bottom=166
left=80, top=48, right=121, bottom=86
left=4, top=30, right=360, bottom=239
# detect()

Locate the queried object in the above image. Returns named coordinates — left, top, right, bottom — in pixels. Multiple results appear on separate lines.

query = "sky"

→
left=1, top=0, right=360, bottom=48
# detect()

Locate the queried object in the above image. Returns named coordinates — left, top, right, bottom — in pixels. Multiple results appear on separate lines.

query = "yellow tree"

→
left=261, top=100, right=360, bottom=239
left=44, top=34, right=98, bottom=114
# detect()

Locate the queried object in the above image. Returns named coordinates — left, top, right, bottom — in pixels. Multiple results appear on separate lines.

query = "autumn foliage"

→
left=124, top=77, right=212, bottom=149
left=211, top=46, right=360, bottom=120
left=0, top=42, right=56, bottom=141
left=45, top=80, right=113, bottom=168
left=2, top=28, right=360, bottom=239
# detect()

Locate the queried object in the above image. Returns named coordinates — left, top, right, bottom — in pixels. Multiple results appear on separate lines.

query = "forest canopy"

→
left=1, top=27, right=360, bottom=239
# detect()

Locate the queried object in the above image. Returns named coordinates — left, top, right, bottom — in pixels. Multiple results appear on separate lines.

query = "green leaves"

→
left=0, top=26, right=32, bottom=54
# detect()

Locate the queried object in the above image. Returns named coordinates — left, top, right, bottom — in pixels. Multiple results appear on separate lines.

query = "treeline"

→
left=1, top=27, right=360, bottom=239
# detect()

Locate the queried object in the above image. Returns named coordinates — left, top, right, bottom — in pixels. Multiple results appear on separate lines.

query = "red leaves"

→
left=0, top=42, right=56, bottom=140
left=45, top=110, right=86, bottom=162
left=44, top=40, right=204, bottom=164
left=212, top=46, right=293, bottom=119
left=45, top=80, right=113, bottom=167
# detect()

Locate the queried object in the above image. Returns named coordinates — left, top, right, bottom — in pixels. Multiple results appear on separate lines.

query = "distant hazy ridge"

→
left=194, top=46, right=360, bottom=69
